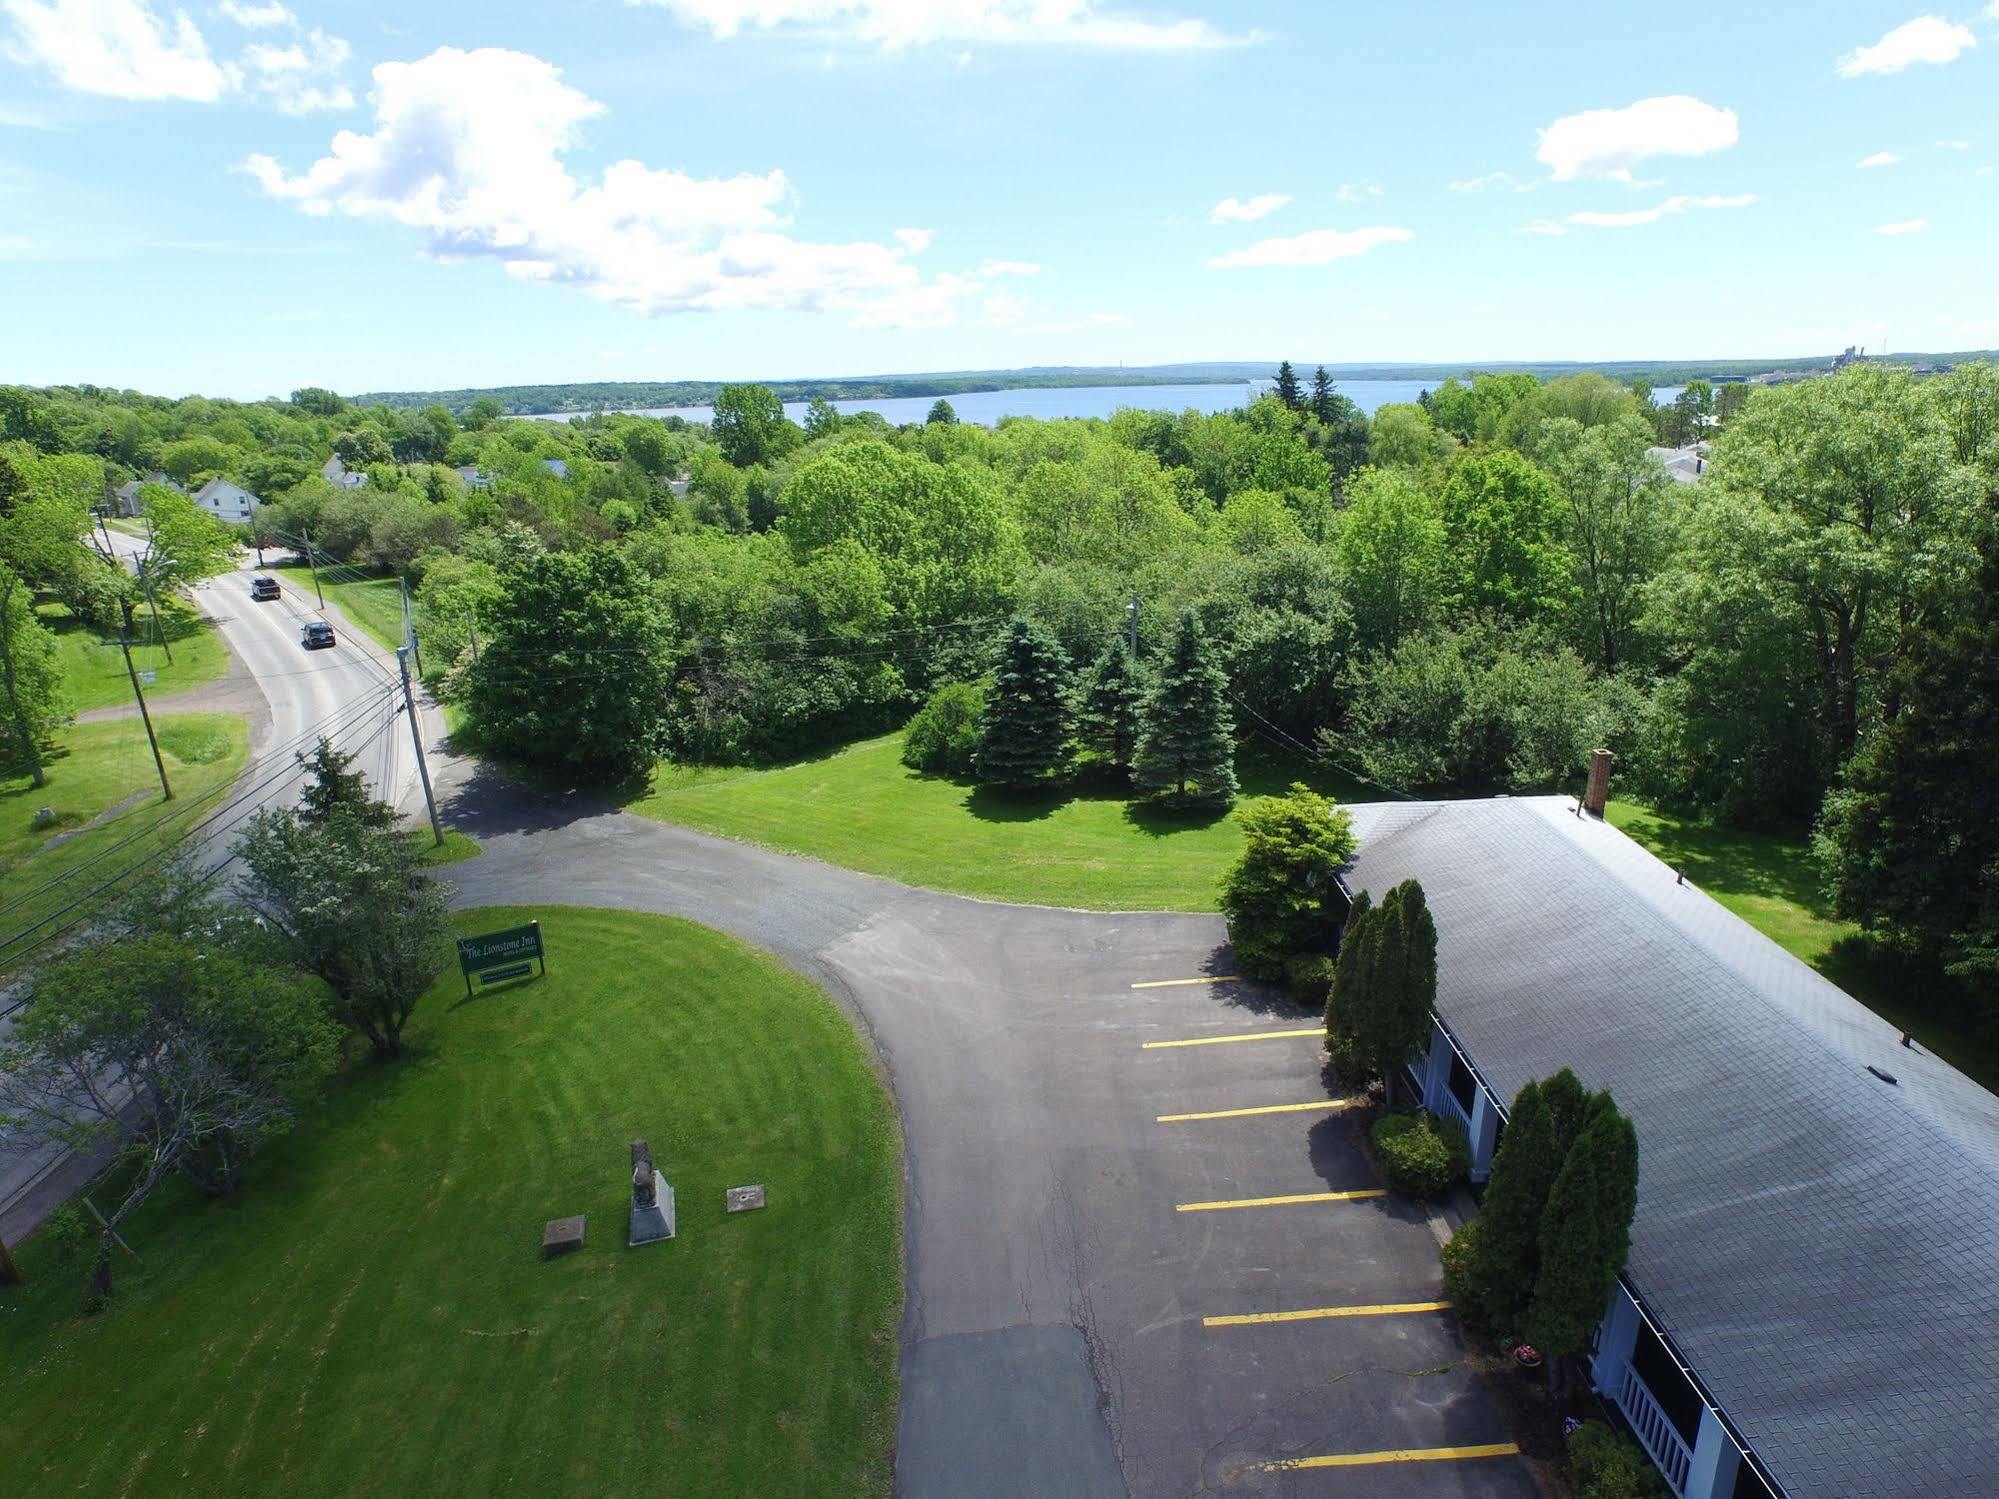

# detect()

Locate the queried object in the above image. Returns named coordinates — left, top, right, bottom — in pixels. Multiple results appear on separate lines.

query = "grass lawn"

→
left=1608, top=798, right=1999, bottom=1092
left=630, top=733, right=1367, bottom=912
left=271, top=559, right=406, bottom=652
left=1, top=714, right=249, bottom=967
left=40, top=597, right=228, bottom=713
left=413, top=826, right=483, bottom=866
left=0, top=905, right=901, bottom=1498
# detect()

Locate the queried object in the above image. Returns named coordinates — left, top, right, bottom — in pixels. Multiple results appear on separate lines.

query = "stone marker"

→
left=628, top=1137, right=676, bottom=1247
left=542, top=1215, right=586, bottom=1259
left=726, top=1185, right=766, bottom=1214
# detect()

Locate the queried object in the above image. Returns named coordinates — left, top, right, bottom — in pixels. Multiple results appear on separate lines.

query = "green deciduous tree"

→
left=468, top=546, right=672, bottom=782
left=0, top=563, right=68, bottom=786
left=1219, top=782, right=1357, bottom=981
left=712, top=383, right=799, bottom=468
left=1076, top=635, right=1146, bottom=774
left=1538, top=414, right=1681, bottom=671
left=1336, top=467, right=1446, bottom=652
left=976, top=618, right=1074, bottom=787
left=1132, top=608, right=1236, bottom=807
left=1439, top=447, right=1574, bottom=621
left=140, top=488, right=239, bottom=595
left=902, top=679, right=985, bottom=776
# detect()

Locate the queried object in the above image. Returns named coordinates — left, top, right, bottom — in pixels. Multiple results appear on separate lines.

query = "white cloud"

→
left=1336, top=180, right=1383, bottom=202
left=1936, top=138, right=1971, bottom=150
left=1448, top=170, right=1530, bottom=192
left=1208, top=192, right=1288, bottom=224
left=1535, top=95, right=1739, bottom=182
left=1, top=0, right=229, bottom=100
left=216, top=0, right=288, bottom=25
left=1525, top=193, right=1756, bottom=234
left=1875, top=218, right=1928, bottom=234
left=246, top=46, right=1022, bottom=327
left=643, top=0, right=1255, bottom=50
left=1837, top=16, right=1975, bottom=76
left=1857, top=151, right=1901, bottom=168
left=1208, top=225, right=1413, bottom=268
left=892, top=226, right=932, bottom=253
left=1980, top=164, right=1997, bottom=176
left=231, top=24, right=350, bottom=112
left=974, top=258, right=1040, bottom=275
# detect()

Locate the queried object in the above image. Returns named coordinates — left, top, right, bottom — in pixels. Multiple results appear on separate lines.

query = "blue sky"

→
left=2, top=0, right=1996, bottom=398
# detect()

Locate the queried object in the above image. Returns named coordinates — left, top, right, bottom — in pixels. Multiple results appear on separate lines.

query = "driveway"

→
left=442, top=774, right=1537, bottom=1498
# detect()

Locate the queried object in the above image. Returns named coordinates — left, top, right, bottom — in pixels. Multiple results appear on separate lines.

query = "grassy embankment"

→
left=1, top=713, right=250, bottom=968
left=0, top=905, right=901, bottom=1498
left=270, top=559, right=406, bottom=651
left=40, top=598, right=228, bottom=713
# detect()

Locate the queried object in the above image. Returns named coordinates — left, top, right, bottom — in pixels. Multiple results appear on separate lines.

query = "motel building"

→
left=1335, top=767, right=1999, bottom=1498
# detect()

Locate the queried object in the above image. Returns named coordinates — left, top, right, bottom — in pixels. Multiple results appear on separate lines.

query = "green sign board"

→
left=458, top=922, right=544, bottom=995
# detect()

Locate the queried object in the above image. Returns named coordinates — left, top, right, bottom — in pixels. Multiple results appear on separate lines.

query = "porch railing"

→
left=1605, top=1359, right=1693, bottom=1495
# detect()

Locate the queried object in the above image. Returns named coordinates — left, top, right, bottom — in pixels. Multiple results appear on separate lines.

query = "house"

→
left=454, top=465, right=492, bottom=491
left=322, top=454, right=369, bottom=489
left=542, top=458, right=569, bottom=479
left=110, top=470, right=176, bottom=516
left=1339, top=777, right=1999, bottom=1498
left=1646, top=442, right=1709, bottom=484
left=190, top=477, right=260, bottom=524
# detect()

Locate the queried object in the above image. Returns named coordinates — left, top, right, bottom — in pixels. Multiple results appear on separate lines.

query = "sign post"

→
left=457, top=921, right=546, bottom=998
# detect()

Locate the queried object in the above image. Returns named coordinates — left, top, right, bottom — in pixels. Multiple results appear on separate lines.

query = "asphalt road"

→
left=444, top=784, right=1538, bottom=1498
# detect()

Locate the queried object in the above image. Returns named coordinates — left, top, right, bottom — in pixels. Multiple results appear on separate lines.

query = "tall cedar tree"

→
left=1453, top=1066, right=1592, bottom=1329
left=1328, top=880, right=1437, bottom=1101
left=1380, top=878, right=1438, bottom=1103
left=976, top=618, right=1074, bottom=787
left=468, top=546, right=671, bottom=783
left=1133, top=608, right=1237, bottom=807
left=1325, top=889, right=1374, bottom=1063
left=1818, top=534, right=1999, bottom=993
left=1219, top=783, right=1358, bottom=980
left=294, top=737, right=397, bottom=829
left=1527, top=1103, right=1640, bottom=1364
left=1310, top=365, right=1337, bottom=423
left=1077, top=636, right=1146, bottom=773
left=1272, top=360, right=1303, bottom=410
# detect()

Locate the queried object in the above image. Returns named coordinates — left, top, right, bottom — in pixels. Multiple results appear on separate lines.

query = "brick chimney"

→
left=1583, top=748, right=1614, bottom=818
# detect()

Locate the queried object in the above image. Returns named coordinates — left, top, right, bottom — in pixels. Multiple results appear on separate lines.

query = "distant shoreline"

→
left=354, top=349, right=1995, bottom=415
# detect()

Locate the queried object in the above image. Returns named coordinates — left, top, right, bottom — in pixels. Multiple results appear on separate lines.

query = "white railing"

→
left=1434, top=1085, right=1473, bottom=1136
left=1607, top=1361, right=1693, bottom=1495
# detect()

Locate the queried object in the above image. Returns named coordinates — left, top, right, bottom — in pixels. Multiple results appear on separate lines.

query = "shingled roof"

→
left=1341, top=795, right=1999, bottom=1499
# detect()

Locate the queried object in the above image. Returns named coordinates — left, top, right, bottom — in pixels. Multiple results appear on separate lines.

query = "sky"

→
left=1, top=0, right=1996, bottom=399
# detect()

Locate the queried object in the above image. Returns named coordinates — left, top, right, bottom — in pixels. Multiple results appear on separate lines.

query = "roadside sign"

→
left=138, top=669, right=157, bottom=685
left=457, top=921, right=545, bottom=996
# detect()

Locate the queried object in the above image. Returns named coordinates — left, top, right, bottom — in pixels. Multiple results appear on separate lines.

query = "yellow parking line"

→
left=1156, top=1100, right=1350, bottom=1123
left=1204, top=1301, right=1449, bottom=1327
left=1176, top=1188, right=1385, bottom=1213
left=1131, top=975, right=1237, bottom=989
left=1141, top=1028, right=1320, bottom=1050
left=1258, top=1442, right=1521, bottom=1471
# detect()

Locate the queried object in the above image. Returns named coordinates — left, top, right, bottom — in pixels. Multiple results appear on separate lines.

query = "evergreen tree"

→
left=1076, top=636, right=1146, bottom=773
left=1272, top=360, right=1303, bottom=410
left=1132, top=608, right=1236, bottom=807
left=1325, top=889, right=1374, bottom=1065
left=926, top=398, right=959, bottom=426
left=1219, top=783, right=1357, bottom=980
left=294, top=738, right=397, bottom=830
left=1309, top=365, right=1336, bottom=423
left=1525, top=1137, right=1609, bottom=1360
left=1378, top=879, right=1438, bottom=1104
left=975, top=618, right=1074, bottom=788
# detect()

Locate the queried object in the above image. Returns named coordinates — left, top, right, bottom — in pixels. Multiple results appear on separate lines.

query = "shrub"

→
left=36, top=1202, right=94, bottom=1266
left=1371, top=1109, right=1470, bottom=1198
left=1439, top=1220, right=1489, bottom=1324
left=1568, top=1420, right=1664, bottom=1499
left=1285, top=952, right=1336, bottom=1006
left=902, top=680, right=985, bottom=776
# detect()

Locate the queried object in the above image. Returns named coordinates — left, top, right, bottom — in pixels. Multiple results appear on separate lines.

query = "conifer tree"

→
left=1310, top=365, right=1336, bottom=423
left=294, top=738, right=397, bottom=830
left=975, top=618, right=1074, bottom=788
left=1526, top=1137, right=1609, bottom=1361
left=1132, top=608, right=1236, bottom=807
left=1076, top=636, right=1146, bottom=774
left=1325, top=889, right=1374, bottom=1066
left=1272, top=360, right=1303, bottom=410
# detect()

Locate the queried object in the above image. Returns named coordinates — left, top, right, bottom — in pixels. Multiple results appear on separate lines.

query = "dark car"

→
left=301, top=621, right=336, bottom=650
left=250, top=575, right=280, bottom=601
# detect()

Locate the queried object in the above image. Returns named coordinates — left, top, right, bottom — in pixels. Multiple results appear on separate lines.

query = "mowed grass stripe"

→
left=0, top=906, right=900, bottom=1498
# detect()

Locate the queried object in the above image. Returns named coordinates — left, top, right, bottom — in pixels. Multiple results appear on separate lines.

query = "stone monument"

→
left=628, top=1137, right=676, bottom=1247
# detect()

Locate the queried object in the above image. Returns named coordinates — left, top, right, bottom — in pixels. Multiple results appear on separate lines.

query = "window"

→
left=1448, top=1049, right=1479, bottom=1115
left=1630, top=1318, right=1704, bottom=1446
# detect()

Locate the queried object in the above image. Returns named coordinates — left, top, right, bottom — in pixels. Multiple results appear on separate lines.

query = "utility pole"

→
left=115, top=600, right=172, bottom=801
left=397, top=646, right=443, bottom=846
left=301, top=528, right=325, bottom=608
left=400, top=576, right=423, bottom=677
left=1126, top=593, right=1141, bottom=658
left=136, top=548, right=173, bottom=664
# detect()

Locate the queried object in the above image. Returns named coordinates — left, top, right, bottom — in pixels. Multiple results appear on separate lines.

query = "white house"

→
left=322, top=454, right=369, bottom=489
left=190, top=477, right=260, bottom=524
left=1646, top=442, right=1710, bottom=485
left=1337, top=784, right=1999, bottom=1499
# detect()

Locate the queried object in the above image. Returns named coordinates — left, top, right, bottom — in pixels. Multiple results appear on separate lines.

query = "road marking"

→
left=1131, top=975, right=1237, bottom=989
left=1141, top=1028, right=1320, bottom=1050
left=1204, top=1301, right=1449, bottom=1327
left=1256, top=1442, right=1521, bottom=1471
left=1176, top=1188, right=1385, bottom=1213
left=1156, top=1100, right=1352, bottom=1123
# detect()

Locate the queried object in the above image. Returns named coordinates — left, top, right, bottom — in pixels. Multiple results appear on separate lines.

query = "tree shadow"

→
left=1610, top=802, right=1831, bottom=913
left=1122, top=797, right=1232, bottom=837
left=963, top=782, right=1075, bottom=824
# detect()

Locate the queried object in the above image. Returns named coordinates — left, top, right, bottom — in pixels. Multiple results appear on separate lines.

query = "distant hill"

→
left=355, top=351, right=1996, bottom=415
